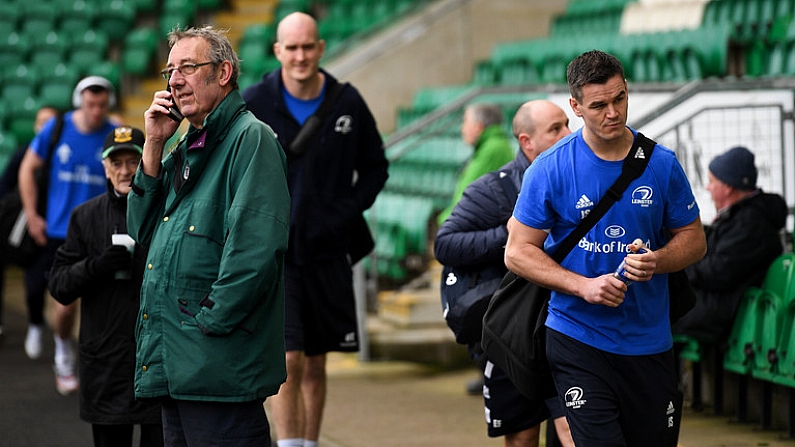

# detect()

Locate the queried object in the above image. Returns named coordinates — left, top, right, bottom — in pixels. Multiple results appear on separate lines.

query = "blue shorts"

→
left=547, top=328, right=682, bottom=447
left=483, top=359, right=551, bottom=437
left=284, top=257, right=358, bottom=356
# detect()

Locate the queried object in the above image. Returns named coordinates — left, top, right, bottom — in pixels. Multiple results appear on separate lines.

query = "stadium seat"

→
left=58, top=0, right=97, bottom=35
left=29, top=31, right=69, bottom=73
left=19, top=2, right=60, bottom=38
left=472, top=60, right=499, bottom=86
left=0, top=2, right=20, bottom=33
left=749, top=290, right=788, bottom=382
left=131, top=0, right=157, bottom=13
left=772, top=296, right=795, bottom=388
left=1, top=32, right=32, bottom=64
left=0, top=128, right=18, bottom=156
left=38, top=82, right=74, bottom=111
left=122, top=27, right=159, bottom=76
left=2, top=64, right=40, bottom=105
left=724, top=287, right=765, bottom=376
left=6, top=96, right=42, bottom=144
left=96, top=0, right=136, bottom=43
left=762, top=253, right=795, bottom=298
left=70, top=30, right=110, bottom=77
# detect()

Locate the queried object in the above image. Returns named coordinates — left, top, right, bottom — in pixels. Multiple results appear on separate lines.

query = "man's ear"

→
left=569, top=97, right=582, bottom=117
left=218, top=60, right=234, bottom=86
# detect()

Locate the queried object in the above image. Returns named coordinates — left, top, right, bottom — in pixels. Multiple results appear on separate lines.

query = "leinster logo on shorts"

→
left=565, top=386, right=587, bottom=409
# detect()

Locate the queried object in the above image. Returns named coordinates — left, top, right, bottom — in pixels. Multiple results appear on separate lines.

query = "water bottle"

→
left=613, top=238, right=647, bottom=285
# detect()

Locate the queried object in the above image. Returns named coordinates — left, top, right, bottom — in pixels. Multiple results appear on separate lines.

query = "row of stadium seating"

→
left=0, top=0, right=231, bottom=146
left=235, top=0, right=430, bottom=90
left=678, top=252, right=795, bottom=432
left=398, top=0, right=795, bottom=136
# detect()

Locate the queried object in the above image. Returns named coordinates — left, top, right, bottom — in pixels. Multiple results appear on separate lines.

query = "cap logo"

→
left=114, top=127, right=133, bottom=143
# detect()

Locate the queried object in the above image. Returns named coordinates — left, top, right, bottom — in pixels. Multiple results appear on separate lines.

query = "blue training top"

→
left=282, top=83, right=325, bottom=125
left=513, top=127, right=700, bottom=355
left=30, top=112, right=115, bottom=239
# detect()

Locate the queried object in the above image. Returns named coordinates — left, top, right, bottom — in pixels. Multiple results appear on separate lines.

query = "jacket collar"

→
left=475, top=125, right=508, bottom=151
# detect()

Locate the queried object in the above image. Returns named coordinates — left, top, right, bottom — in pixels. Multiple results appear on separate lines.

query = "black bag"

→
left=481, top=272, right=554, bottom=399
left=668, top=269, right=696, bottom=323
left=441, top=263, right=505, bottom=344
left=0, top=112, right=63, bottom=268
left=439, top=170, right=518, bottom=345
left=481, top=132, right=656, bottom=401
left=0, top=190, right=43, bottom=268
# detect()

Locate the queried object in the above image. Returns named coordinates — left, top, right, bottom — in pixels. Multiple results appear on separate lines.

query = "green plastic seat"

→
left=122, top=27, right=159, bottom=76
left=2, top=63, right=40, bottom=104
left=96, top=0, right=136, bottom=42
left=771, top=298, right=795, bottom=387
left=0, top=128, right=19, bottom=156
left=724, top=287, right=765, bottom=375
left=59, top=0, right=97, bottom=35
left=749, top=290, right=788, bottom=382
left=0, top=3, right=20, bottom=32
left=39, top=82, right=74, bottom=111
left=7, top=96, right=42, bottom=144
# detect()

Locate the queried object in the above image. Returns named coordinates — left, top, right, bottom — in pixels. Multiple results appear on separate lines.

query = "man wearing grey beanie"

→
left=673, top=145, right=787, bottom=342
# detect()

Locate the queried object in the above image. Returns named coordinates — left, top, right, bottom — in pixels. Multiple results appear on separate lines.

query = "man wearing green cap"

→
left=49, top=126, right=164, bottom=447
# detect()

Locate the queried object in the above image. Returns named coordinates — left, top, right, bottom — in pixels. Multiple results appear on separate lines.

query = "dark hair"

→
left=566, top=50, right=625, bottom=103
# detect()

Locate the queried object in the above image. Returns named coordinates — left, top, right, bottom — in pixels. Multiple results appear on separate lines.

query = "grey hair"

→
left=168, top=25, right=240, bottom=90
left=466, top=103, right=503, bottom=127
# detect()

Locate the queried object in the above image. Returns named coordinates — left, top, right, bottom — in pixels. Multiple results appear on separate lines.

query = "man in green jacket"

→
left=437, top=103, right=515, bottom=224
left=127, top=25, right=290, bottom=446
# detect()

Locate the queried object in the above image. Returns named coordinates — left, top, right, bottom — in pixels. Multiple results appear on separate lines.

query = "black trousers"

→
left=92, top=423, right=164, bottom=447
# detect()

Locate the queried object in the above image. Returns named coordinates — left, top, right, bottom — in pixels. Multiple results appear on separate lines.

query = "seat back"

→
left=724, top=287, right=764, bottom=374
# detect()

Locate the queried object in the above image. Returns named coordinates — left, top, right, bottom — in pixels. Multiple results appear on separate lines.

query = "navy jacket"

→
left=434, top=150, right=529, bottom=269
left=243, top=69, right=389, bottom=264
left=673, top=190, right=788, bottom=342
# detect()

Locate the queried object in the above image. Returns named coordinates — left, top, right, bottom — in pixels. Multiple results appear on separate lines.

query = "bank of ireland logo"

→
left=631, top=186, right=654, bottom=207
left=605, top=225, right=626, bottom=238
left=565, top=386, right=587, bottom=409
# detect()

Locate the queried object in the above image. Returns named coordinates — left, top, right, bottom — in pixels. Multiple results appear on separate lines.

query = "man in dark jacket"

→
left=673, top=145, right=788, bottom=342
left=49, top=126, right=163, bottom=447
left=435, top=100, right=574, bottom=447
left=242, top=12, right=388, bottom=447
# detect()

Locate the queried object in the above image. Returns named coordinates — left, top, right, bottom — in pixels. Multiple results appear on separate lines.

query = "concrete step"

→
left=368, top=260, right=470, bottom=368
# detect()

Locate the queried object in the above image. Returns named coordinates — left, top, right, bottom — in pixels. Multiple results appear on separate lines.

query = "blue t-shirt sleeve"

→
left=29, top=116, right=57, bottom=159
left=663, top=152, right=700, bottom=229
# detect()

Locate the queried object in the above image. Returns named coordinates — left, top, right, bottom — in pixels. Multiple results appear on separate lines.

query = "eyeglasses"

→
left=160, top=62, right=214, bottom=80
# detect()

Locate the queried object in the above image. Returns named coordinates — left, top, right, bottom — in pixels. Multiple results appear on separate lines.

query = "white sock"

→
left=276, top=439, right=304, bottom=447
left=54, top=336, right=73, bottom=365
left=304, top=441, right=318, bottom=447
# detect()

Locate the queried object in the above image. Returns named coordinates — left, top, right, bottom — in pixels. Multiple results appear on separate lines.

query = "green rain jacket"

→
left=127, top=91, right=290, bottom=402
left=437, top=125, right=515, bottom=224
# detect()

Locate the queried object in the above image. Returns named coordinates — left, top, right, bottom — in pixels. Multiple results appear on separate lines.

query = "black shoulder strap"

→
left=36, top=111, right=65, bottom=215
left=550, top=132, right=656, bottom=263
left=43, top=111, right=65, bottom=169
left=314, top=81, right=346, bottom=122
left=288, top=82, right=348, bottom=157
left=496, top=170, right=518, bottom=203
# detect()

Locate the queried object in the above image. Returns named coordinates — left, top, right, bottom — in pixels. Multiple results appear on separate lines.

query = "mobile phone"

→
left=166, top=84, right=184, bottom=122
